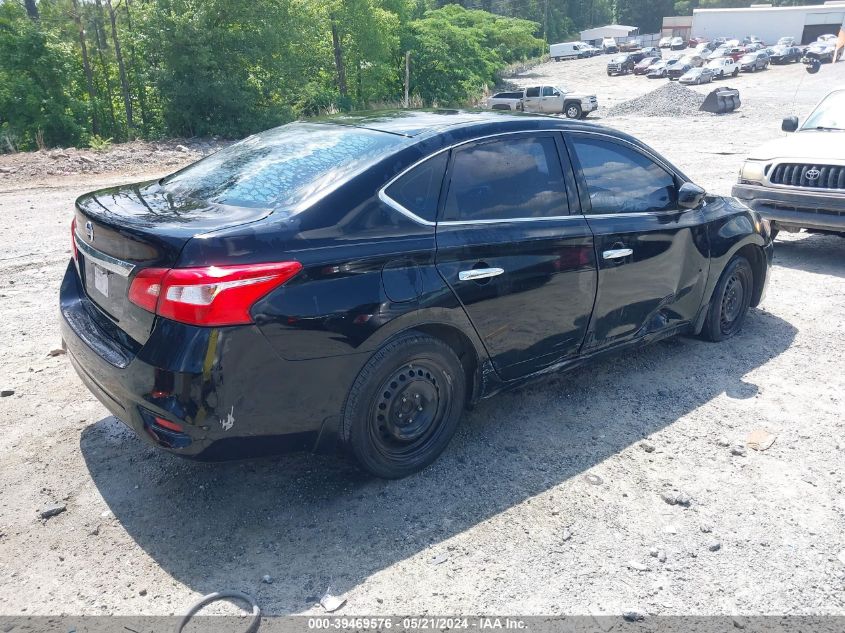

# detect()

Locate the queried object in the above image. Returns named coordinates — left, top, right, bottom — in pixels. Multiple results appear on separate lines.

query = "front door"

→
left=434, top=132, right=597, bottom=380
left=540, top=86, right=561, bottom=113
left=565, top=132, right=710, bottom=350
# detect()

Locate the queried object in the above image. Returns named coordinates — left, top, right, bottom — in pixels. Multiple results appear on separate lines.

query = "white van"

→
left=549, top=41, right=587, bottom=61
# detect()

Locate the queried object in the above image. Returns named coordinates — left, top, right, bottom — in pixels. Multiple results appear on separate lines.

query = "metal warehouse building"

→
left=692, top=2, right=845, bottom=45
left=579, top=24, right=639, bottom=43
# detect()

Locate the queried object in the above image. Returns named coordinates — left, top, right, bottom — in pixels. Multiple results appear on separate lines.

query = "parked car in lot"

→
left=628, top=49, right=650, bottom=63
left=550, top=41, right=590, bottom=60
left=659, top=36, right=673, bottom=48
left=671, top=36, right=686, bottom=50
left=602, top=37, right=619, bottom=53
left=776, top=36, right=796, bottom=47
left=726, top=47, right=750, bottom=61
left=62, top=110, right=774, bottom=477
left=804, top=41, right=835, bottom=63
left=639, top=46, right=660, bottom=58
left=733, top=89, right=845, bottom=239
left=607, top=53, right=637, bottom=75
left=667, top=55, right=703, bottom=79
left=668, top=61, right=694, bottom=80
left=679, top=67, right=715, bottom=85
left=581, top=44, right=602, bottom=57
left=486, top=91, right=524, bottom=111
left=521, top=85, right=598, bottom=118
left=739, top=51, right=769, bottom=72
left=634, top=56, right=661, bottom=74
left=707, top=46, right=730, bottom=60
left=620, top=38, right=642, bottom=51
left=646, top=59, right=670, bottom=78
left=486, top=86, right=599, bottom=119
left=768, top=45, right=803, bottom=64
left=705, top=56, right=740, bottom=78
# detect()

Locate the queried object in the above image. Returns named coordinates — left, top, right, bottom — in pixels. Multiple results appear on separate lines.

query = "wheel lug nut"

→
left=418, top=406, right=423, bottom=411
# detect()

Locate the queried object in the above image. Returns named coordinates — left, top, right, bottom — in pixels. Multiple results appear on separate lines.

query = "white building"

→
left=579, top=24, right=638, bottom=44
left=692, top=2, right=845, bottom=45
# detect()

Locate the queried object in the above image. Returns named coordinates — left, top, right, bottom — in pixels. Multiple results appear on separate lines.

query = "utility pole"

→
left=404, top=51, right=410, bottom=108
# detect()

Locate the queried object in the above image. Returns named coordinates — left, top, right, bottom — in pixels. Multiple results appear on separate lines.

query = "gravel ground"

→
left=1, top=55, right=844, bottom=619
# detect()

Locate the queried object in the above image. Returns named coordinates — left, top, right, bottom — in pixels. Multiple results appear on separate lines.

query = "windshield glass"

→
left=161, top=123, right=403, bottom=210
left=802, top=91, right=845, bottom=130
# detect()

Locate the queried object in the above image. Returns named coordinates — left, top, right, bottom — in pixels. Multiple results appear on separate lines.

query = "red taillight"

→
left=128, top=262, right=302, bottom=327
left=71, top=217, right=78, bottom=261
left=152, top=416, right=183, bottom=432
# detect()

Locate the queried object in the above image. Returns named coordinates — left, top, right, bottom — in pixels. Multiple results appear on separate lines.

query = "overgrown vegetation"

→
left=1, top=0, right=805, bottom=151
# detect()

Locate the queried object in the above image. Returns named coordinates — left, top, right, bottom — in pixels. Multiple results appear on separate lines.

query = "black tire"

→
left=565, top=102, right=582, bottom=119
left=341, top=331, right=467, bottom=479
left=732, top=67, right=739, bottom=76
left=701, top=255, right=754, bottom=342
left=770, top=227, right=779, bottom=241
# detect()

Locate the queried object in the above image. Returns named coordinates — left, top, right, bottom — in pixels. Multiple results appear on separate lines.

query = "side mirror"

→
left=678, top=182, right=706, bottom=209
left=553, top=91, right=561, bottom=97
left=782, top=116, right=799, bottom=132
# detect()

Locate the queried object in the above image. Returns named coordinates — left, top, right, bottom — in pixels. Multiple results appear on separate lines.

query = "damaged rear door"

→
left=565, top=132, right=709, bottom=350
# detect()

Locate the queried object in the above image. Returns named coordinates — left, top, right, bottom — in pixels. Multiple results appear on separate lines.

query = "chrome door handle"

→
left=602, top=248, right=633, bottom=260
left=459, top=267, right=504, bottom=281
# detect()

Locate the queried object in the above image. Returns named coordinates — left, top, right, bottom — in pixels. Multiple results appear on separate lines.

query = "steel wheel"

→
left=369, top=361, right=448, bottom=462
left=701, top=255, right=754, bottom=342
left=342, top=331, right=466, bottom=478
left=719, top=272, right=745, bottom=334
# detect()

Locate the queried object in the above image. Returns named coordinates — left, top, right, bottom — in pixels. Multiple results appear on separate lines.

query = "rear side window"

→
left=525, top=87, right=540, bottom=97
left=442, top=136, right=569, bottom=222
left=571, top=136, right=677, bottom=215
left=162, top=123, right=403, bottom=210
left=384, top=152, right=448, bottom=222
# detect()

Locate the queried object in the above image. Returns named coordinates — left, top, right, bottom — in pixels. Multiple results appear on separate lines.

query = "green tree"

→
left=0, top=2, right=87, bottom=149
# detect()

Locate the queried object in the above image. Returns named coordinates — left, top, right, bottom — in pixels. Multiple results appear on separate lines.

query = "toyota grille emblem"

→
left=805, top=169, right=821, bottom=181
left=85, top=220, right=94, bottom=241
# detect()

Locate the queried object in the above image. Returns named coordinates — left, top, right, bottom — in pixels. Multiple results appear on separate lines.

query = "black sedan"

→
left=61, top=111, right=773, bottom=478
left=769, top=46, right=803, bottom=64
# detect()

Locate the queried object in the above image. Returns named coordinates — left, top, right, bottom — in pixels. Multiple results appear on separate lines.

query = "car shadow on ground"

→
left=772, top=233, right=845, bottom=278
left=81, top=309, right=796, bottom=613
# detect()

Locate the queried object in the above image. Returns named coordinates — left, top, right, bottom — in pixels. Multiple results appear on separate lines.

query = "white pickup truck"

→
left=486, top=85, right=599, bottom=119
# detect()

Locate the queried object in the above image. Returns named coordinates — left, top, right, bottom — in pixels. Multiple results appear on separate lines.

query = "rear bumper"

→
left=60, top=261, right=357, bottom=460
left=732, top=183, right=845, bottom=232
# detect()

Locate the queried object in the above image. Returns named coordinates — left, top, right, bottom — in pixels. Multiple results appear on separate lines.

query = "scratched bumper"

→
left=60, top=260, right=331, bottom=460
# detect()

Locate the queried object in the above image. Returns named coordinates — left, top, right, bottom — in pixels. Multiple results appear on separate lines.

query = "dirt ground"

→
left=1, top=55, right=844, bottom=619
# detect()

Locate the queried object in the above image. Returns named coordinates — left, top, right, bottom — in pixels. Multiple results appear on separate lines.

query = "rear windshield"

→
left=162, top=123, right=403, bottom=210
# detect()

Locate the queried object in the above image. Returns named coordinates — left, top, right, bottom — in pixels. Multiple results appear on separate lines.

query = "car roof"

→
left=315, top=109, right=615, bottom=140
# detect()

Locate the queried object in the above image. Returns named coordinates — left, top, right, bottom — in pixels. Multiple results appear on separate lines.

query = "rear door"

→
left=434, top=132, right=597, bottom=380
left=565, top=132, right=709, bottom=351
left=522, top=87, right=542, bottom=112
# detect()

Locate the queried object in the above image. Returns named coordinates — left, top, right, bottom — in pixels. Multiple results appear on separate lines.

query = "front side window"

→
left=542, top=86, right=556, bottom=96
left=571, top=136, right=677, bottom=215
left=384, top=153, right=448, bottom=222
left=442, top=136, right=568, bottom=222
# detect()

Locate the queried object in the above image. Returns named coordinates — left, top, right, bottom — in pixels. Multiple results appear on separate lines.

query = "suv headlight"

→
left=739, top=160, right=766, bottom=184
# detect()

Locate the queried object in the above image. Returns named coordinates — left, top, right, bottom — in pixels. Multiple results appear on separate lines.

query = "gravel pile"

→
left=606, top=82, right=706, bottom=117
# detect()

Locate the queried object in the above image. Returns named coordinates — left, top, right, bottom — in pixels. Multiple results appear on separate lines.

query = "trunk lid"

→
left=73, top=181, right=271, bottom=343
